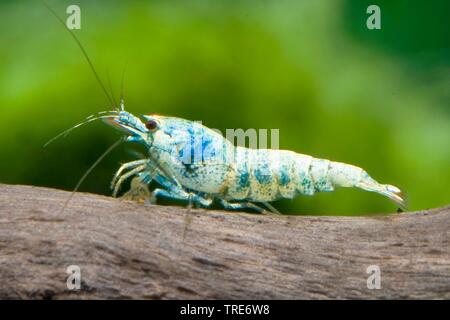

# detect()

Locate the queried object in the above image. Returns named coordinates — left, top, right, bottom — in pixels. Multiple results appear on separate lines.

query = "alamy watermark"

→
left=366, top=5, right=381, bottom=30
left=177, top=121, right=280, bottom=165
left=66, top=265, right=81, bottom=290
left=66, top=5, right=81, bottom=30
left=366, top=265, right=381, bottom=289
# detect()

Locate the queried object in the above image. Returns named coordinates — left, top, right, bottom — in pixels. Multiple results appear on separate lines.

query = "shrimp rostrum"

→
left=105, top=109, right=405, bottom=213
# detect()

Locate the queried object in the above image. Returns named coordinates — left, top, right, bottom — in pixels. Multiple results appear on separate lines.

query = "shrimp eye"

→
left=145, top=120, right=158, bottom=131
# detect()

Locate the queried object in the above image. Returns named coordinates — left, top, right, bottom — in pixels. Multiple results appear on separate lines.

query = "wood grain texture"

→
left=0, top=183, right=449, bottom=299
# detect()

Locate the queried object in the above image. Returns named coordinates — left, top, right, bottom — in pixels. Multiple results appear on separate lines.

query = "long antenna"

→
left=119, top=65, right=127, bottom=111
left=42, top=1, right=117, bottom=109
left=58, top=137, right=124, bottom=214
left=106, top=69, right=118, bottom=109
left=43, top=111, right=117, bottom=147
left=42, top=2, right=125, bottom=214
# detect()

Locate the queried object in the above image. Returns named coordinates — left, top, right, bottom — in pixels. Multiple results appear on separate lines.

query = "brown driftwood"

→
left=0, top=183, right=449, bottom=299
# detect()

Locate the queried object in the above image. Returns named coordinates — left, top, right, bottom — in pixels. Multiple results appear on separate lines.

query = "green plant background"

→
left=1, top=0, right=449, bottom=215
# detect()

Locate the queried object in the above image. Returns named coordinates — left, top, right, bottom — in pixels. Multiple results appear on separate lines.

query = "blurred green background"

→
left=1, top=0, right=449, bottom=215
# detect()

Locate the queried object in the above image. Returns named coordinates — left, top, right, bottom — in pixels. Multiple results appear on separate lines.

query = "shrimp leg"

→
left=152, top=188, right=213, bottom=207
left=111, top=159, right=148, bottom=189
left=151, top=174, right=212, bottom=207
left=112, top=164, right=147, bottom=197
left=219, top=199, right=265, bottom=213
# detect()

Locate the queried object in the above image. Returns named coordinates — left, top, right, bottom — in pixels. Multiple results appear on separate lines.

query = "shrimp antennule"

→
left=44, top=111, right=118, bottom=147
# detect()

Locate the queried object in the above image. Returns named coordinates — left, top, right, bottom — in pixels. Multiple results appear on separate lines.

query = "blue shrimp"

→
left=44, top=2, right=405, bottom=214
left=106, top=110, right=405, bottom=213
